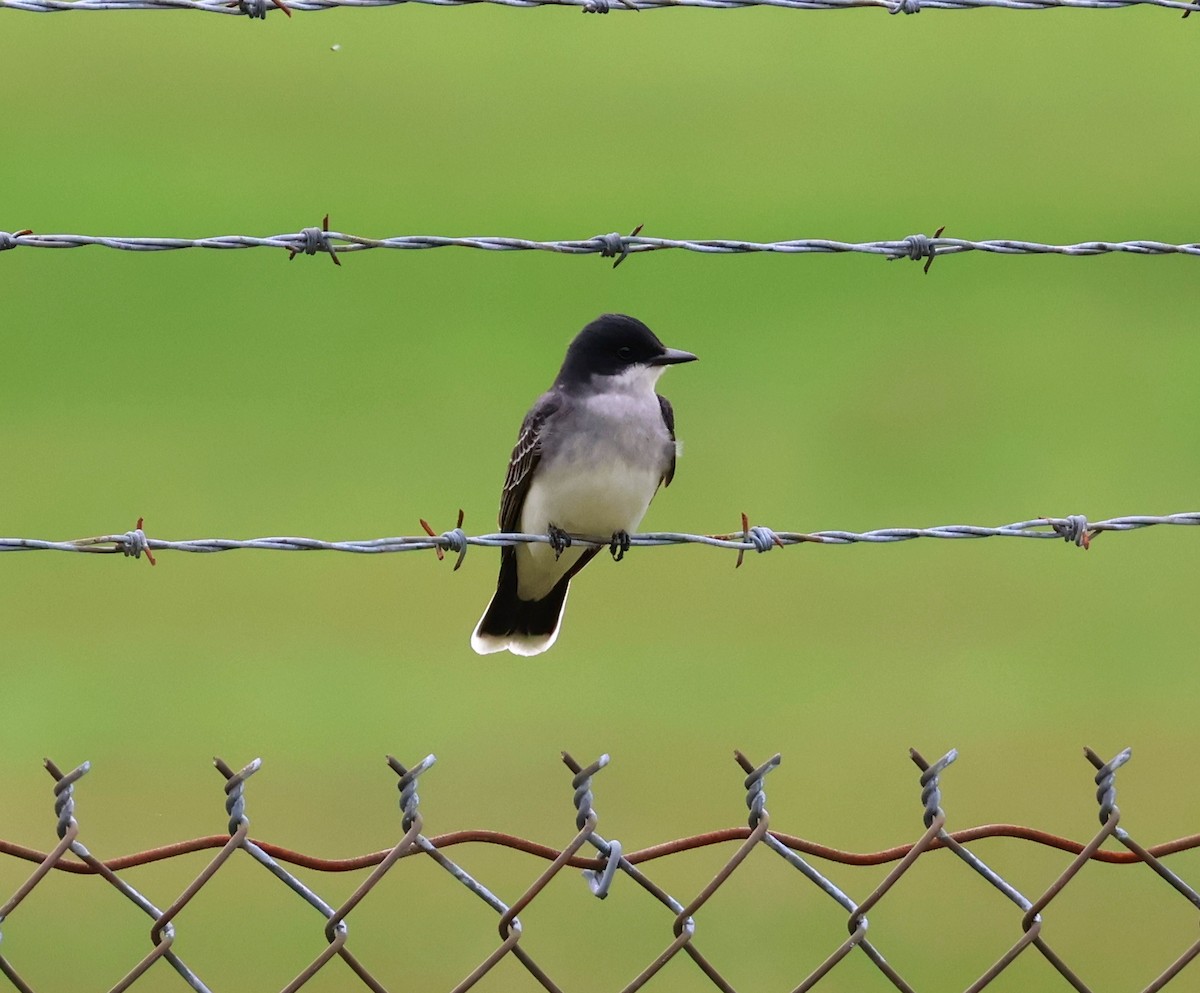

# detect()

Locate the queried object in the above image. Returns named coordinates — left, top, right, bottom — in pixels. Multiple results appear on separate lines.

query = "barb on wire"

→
left=3, top=227, right=1200, bottom=265
left=885, top=225, right=945, bottom=272
left=2, top=0, right=1198, bottom=13
left=420, top=509, right=468, bottom=570
left=1, top=512, right=1195, bottom=564
left=286, top=213, right=339, bottom=265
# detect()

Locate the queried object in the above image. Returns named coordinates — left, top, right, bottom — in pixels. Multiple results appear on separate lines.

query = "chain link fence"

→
left=2, top=747, right=1198, bottom=992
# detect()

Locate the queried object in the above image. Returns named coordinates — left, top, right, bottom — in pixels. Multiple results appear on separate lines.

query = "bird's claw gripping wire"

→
left=547, top=525, right=572, bottom=560
left=609, top=531, right=631, bottom=562
left=229, top=0, right=291, bottom=18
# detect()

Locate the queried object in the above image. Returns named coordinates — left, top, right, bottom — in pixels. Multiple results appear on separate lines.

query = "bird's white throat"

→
left=593, top=363, right=669, bottom=396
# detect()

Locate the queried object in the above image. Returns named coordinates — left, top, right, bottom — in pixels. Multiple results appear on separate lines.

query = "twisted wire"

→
left=917, top=749, right=956, bottom=828
left=396, top=754, right=436, bottom=832
left=221, top=757, right=261, bottom=835
left=3, top=512, right=1195, bottom=562
left=3, top=228, right=1200, bottom=263
left=1091, top=747, right=1132, bottom=825
left=51, top=762, right=89, bottom=840
left=566, top=754, right=623, bottom=899
left=741, top=753, right=780, bottom=827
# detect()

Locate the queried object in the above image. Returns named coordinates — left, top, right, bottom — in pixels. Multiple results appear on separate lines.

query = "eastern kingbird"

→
left=471, top=314, right=698, bottom=656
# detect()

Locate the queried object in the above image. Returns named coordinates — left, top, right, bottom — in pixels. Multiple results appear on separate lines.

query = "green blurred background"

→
left=2, top=6, right=1199, bottom=991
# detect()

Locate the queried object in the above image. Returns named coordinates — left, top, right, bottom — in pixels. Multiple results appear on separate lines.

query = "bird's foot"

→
left=609, top=530, right=631, bottom=562
left=548, top=524, right=572, bottom=560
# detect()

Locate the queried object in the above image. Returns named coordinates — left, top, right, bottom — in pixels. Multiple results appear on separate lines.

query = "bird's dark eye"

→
left=617, top=346, right=633, bottom=359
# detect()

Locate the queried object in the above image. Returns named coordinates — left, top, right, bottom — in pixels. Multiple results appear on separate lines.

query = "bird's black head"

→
left=554, top=314, right=697, bottom=387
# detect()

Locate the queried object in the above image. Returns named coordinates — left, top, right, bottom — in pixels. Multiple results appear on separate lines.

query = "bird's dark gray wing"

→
left=658, top=393, right=678, bottom=488
left=499, top=392, right=562, bottom=532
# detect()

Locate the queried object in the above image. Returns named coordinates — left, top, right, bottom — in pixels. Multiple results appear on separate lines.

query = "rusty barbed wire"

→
left=4, top=226, right=1200, bottom=266
left=1, top=512, right=1196, bottom=568
left=2, top=749, right=1198, bottom=993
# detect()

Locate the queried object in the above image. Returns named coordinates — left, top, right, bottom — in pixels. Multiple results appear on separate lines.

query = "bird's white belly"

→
left=521, top=454, right=659, bottom=536
left=515, top=450, right=661, bottom=601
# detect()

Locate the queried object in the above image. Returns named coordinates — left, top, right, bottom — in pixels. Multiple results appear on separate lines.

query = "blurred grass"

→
left=3, top=5, right=1200, bottom=991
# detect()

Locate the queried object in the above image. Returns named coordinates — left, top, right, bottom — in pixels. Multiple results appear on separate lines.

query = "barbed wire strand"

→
left=2, top=749, right=1198, bottom=993
left=3, top=0, right=1200, bottom=14
left=2, top=512, right=1195, bottom=566
left=4, top=227, right=1200, bottom=266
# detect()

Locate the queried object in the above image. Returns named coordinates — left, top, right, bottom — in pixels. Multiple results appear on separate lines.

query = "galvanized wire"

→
left=2, top=748, right=1198, bottom=993
left=2, top=0, right=1199, bottom=13
left=1, top=512, right=1195, bottom=567
left=3, top=227, right=1200, bottom=267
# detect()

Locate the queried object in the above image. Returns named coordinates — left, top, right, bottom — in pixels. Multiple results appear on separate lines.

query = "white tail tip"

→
left=470, top=588, right=568, bottom=657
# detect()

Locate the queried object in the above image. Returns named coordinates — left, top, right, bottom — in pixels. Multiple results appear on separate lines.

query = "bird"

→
left=471, top=314, right=698, bottom=657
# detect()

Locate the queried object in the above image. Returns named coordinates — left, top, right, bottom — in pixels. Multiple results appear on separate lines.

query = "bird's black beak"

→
left=651, top=347, right=699, bottom=366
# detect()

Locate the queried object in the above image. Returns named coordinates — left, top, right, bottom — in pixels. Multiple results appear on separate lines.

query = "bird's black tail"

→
left=471, top=547, right=595, bottom=656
